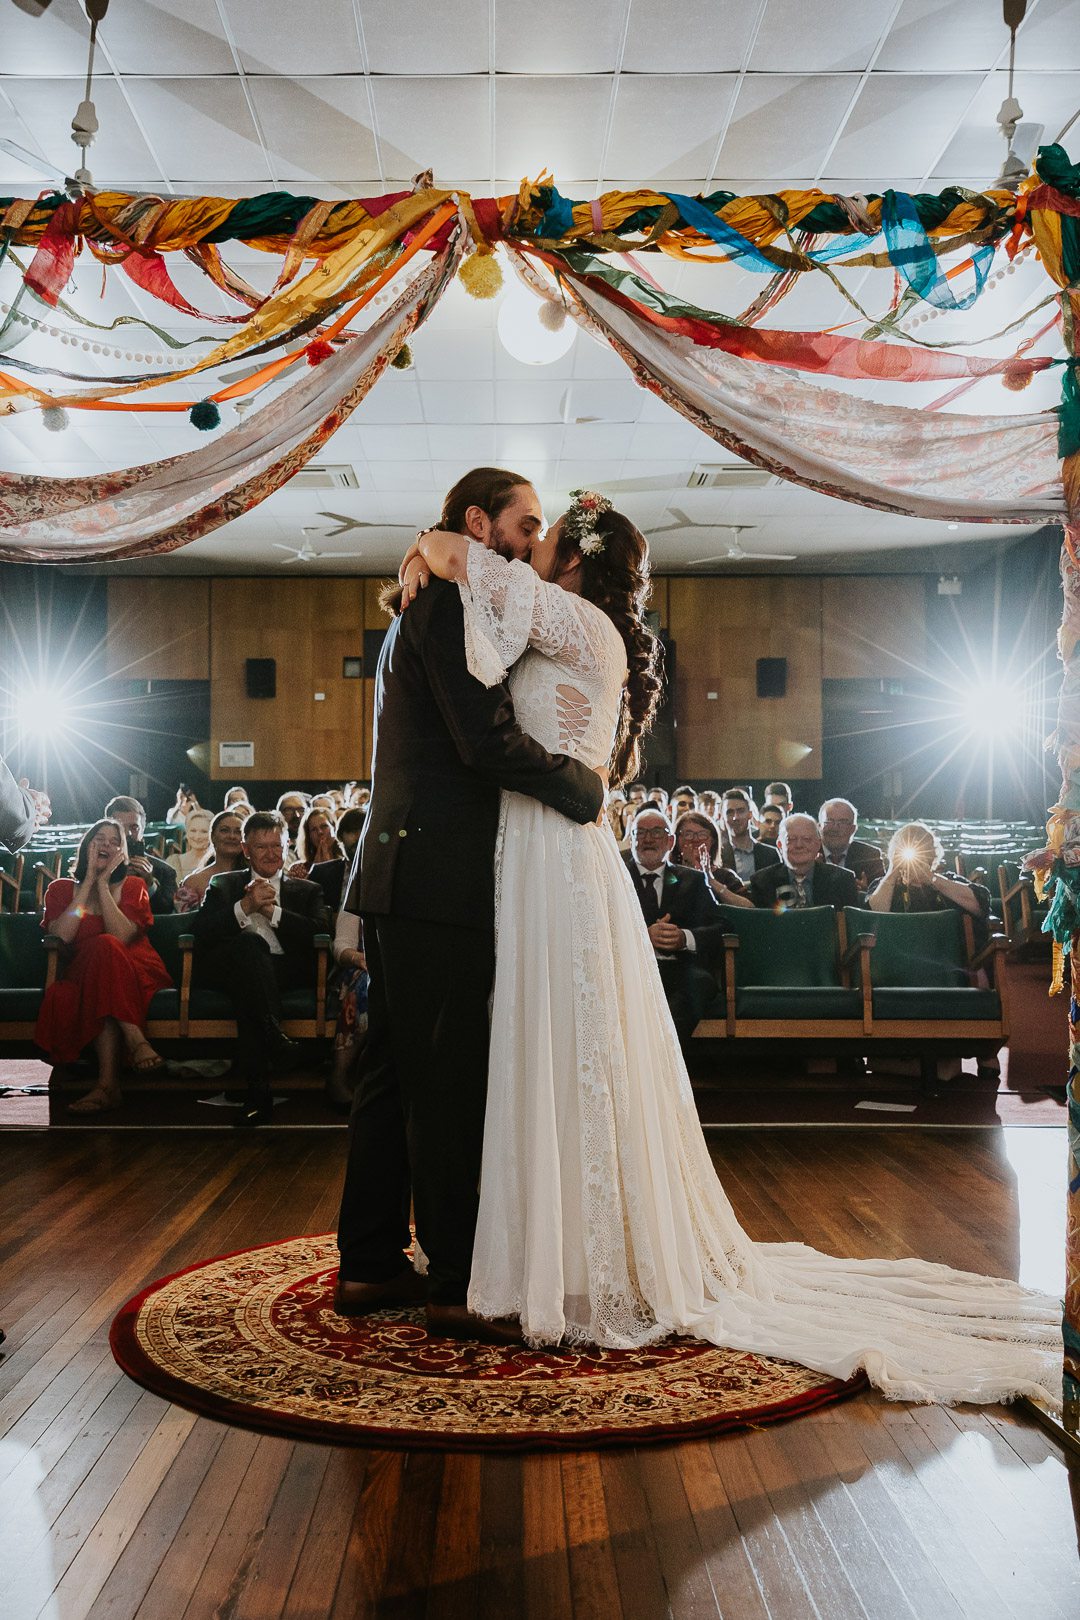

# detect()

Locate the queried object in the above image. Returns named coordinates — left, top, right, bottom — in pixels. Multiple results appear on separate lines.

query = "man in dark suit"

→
left=334, top=467, right=606, bottom=1344
left=746, top=812, right=861, bottom=911
left=818, top=797, right=885, bottom=893
left=0, top=752, right=49, bottom=852
left=191, top=809, right=330, bottom=1125
left=719, top=787, right=781, bottom=883
left=104, top=796, right=177, bottom=914
left=624, top=807, right=724, bottom=1049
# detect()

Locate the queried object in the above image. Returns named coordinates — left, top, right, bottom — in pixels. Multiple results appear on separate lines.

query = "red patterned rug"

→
left=110, top=1234, right=866, bottom=1451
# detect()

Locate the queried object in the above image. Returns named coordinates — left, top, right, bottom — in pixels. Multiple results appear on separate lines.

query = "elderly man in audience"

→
left=623, top=808, right=725, bottom=1050
left=818, top=797, right=885, bottom=892
left=764, top=781, right=794, bottom=814
left=730, top=812, right=860, bottom=911
left=276, top=791, right=310, bottom=861
left=192, top=809, right=330, bottom=1126
left=719, top=788, right=781, bottom=885
left=104, top=796, right=177, bottom=914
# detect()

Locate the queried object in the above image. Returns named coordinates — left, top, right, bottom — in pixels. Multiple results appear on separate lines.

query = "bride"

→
left=399, top=491, right=1060, bottom=1408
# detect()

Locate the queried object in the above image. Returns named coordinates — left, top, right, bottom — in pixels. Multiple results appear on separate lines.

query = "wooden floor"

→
left=1, top=1126, right=1076, bottom=1619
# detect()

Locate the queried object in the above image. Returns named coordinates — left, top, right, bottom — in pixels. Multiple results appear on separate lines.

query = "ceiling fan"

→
left=273, top=529, right=365, bottom=564
left=687, top=526, right=797, bottom=565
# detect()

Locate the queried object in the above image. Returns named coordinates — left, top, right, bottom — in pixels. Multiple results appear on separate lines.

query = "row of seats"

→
left=693, top=906, right=1008, bottom=1066
left=0, top=912, right=331, bottom=1048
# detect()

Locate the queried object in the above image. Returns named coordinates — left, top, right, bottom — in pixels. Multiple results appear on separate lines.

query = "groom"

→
left=334, top=467, right=606, bottom=1341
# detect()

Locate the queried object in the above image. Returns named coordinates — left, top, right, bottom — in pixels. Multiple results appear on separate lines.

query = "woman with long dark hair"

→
left=36, top=818, right=172, bottom=1112
left=397, top=493, right=1057, bottom=1406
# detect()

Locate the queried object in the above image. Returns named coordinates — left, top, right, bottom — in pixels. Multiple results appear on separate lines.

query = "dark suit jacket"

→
left=353, top=579, right=604, bottom=929
left=308, top=856, right=348, bottom=914
left=720, top=836, right=781, bottom=875
left=622, top=853, right=725, bottom=966
left=142, top=852, right=178, bottom=915
left=191, top=867, right=330, bottom=961
left=821, top=838, right=885, bottom=890
left=749, top=861, right=861, bottom=912
left=0, top=754, right=35, bottom=853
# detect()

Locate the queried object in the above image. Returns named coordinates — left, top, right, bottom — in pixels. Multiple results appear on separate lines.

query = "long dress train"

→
left=456, top=542, right=1061, bottom=1407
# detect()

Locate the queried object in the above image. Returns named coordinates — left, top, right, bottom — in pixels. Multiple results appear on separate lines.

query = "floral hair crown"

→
left=565, top=488, right=613, bottom=556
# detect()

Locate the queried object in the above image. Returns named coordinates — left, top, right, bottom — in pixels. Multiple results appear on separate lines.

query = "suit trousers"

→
left=657, top=955, right=719, bottom=1051
left=336, top=914, right=496, bottom=1305
left=196, top=930, right=309, bottom=1085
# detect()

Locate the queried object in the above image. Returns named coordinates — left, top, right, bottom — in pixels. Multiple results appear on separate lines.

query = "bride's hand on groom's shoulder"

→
left=400, top=554, right=431, bottom=609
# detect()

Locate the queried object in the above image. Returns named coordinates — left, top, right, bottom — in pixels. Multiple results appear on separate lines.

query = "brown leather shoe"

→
left=333, top=1266, right=426, bottom=1316
left=425, top=1303, right=523, bottom=1346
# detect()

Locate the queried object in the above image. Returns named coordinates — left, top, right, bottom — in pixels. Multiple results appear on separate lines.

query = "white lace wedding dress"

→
left=457, top=542, right=1061, bottom=1406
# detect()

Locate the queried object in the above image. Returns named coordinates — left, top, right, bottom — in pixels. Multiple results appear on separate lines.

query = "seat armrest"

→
left=841, top=933, right=875, bottom=970
left=970, top=933, right=1008, bottom=972
left=314, top=934, right=330, bottom=1037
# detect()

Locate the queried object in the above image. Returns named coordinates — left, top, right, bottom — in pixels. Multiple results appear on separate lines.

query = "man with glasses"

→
left=818, top=797, right=885, bottom=893
left=623, top=808, right=724, bottom=1050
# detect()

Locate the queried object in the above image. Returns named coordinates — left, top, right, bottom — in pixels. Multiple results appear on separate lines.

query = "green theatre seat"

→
left=714, top=905, right=862, bottom=1031
left=843, top=908, right=1003, bottom=1027
left=0, top=913, right=51, bottom=1035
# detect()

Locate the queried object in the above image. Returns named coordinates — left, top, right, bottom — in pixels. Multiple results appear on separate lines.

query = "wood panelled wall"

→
left=106, top=574, right=926, bottom=783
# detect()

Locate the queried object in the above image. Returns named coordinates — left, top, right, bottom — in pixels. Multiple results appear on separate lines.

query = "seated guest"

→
left=674, top=810, right=747, bottom=903
left=697, top=789, right=720, bottom=820
left=174, top=810, right=246, bottom=912
left=288, top=806, right=342, bottom=881
left=166, top=808, right=213, bottom=882
left=623, top=808, right=724, bottom=1049
left=165, top=783, right=202, bottom=826
left=735, top=812, right=860, bottom=911
left=105, top=795, right=177, bottom=915
left=764, top=781, right=794, bottom=814
left=758, top=804, right=784, bottom=845
left=626, top=782, right=648, bottom=808
left=646, top=786, right=669, bottom=809
left=818, top=797, right=885, bottom=892
left=276, top=791, right=310, bottom=861
left=719, top=788, right=781, bottom=884
left=191, top=810, right=330, bottom=1126
left=670, top=785, right=697, bottom=819
left=36, top=819, right=171, bottom=1113
left=224, top=785, right=250, bottom=810
left=308, top=806, right=366, bottom=912
left=867, top=822, right=990, bottom=942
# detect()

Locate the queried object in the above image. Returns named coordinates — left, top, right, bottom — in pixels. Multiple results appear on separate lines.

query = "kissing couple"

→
left=333, top=466, right=1059, bottom=1405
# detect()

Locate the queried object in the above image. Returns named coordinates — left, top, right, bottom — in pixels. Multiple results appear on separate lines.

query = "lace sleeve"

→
left=458, top=541, right=608, bottom=687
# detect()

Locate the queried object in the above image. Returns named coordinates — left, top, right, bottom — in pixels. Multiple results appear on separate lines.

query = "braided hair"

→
left=550, top=500, right=663, bottom=785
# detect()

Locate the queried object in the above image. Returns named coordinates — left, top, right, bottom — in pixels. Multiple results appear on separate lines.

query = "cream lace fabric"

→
left=458, top=544, right=1061, bottom=1406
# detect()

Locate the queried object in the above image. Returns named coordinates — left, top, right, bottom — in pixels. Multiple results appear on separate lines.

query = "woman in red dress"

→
left=36, top=818, right=172, bottom=1114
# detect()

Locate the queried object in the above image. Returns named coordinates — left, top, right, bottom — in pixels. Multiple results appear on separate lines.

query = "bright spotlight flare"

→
left=954, top=677, right=1026, bottom=742
left=14, top=681, right=77, bottom=743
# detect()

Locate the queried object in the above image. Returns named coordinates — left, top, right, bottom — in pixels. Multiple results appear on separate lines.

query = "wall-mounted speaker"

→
left=245, top=658, right=277, bottom=699
left=756, top=657, right=787, bottom=699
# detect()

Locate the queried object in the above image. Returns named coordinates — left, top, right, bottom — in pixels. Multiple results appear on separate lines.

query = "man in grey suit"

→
left=0, top=752, right=50, bottom=852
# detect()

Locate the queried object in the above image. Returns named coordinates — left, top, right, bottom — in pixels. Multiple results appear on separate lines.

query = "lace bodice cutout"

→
left=458, top=541, right=627, bottom=769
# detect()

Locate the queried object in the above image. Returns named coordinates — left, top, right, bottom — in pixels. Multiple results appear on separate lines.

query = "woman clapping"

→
left=36, top=819, right=172, bottom=1113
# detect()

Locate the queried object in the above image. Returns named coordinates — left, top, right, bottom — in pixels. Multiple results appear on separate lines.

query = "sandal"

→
left=69, top=1086, right=122, bottom=1114
left=126, top=1040, right=165, bottom=1074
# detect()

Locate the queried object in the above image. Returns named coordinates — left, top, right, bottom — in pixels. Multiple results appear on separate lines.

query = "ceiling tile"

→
left=877, top=0, right=1010, bottom=72
left=604, top=76, right=738, bottom=181
left=932, top=70, right=1080, bottom=186
left=367, top=460, right=437, bottom=491
left=426, top=424, right=499, bottom=460
left=349, top=425, right=431, bottom=462
left=716, top=74, right=859, bottom=181
left=121, top=78, right=271, bottom=183
left=566, top=379, right=644, bottom=421
left=751, top=0, right=899, bottom=72
left=560, top=421, right=636, bottom=458
left=493, top=333, right=579, bottom=381
left=495, top=379, right=575, bottom=423
left=371, top=78, right=492, bottom=182
left=494, top=423, right=566, bottom=460
left=361, top=0, right=490, bottom=73
left=411, top=329, right=496, bottom=381
left=495, top=79, right=611, bottom=185
left=1, top=77, right=160, bottom=189
left=224, top=0, right=364, bottom=74
left=248, top=78, right=380, bottom=186
left=493, top=0, right=627, bottom=72
left=106, top=1, right=235, bottom=74
left=0, top=6, right=102, bottom=74
left=419, top=380, right=496, bottom=423
left=622, top=1, right=759, bottom=72
left=352, top=375, right=424, bottom=423
left=826, top=74, right=983, bottom=180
